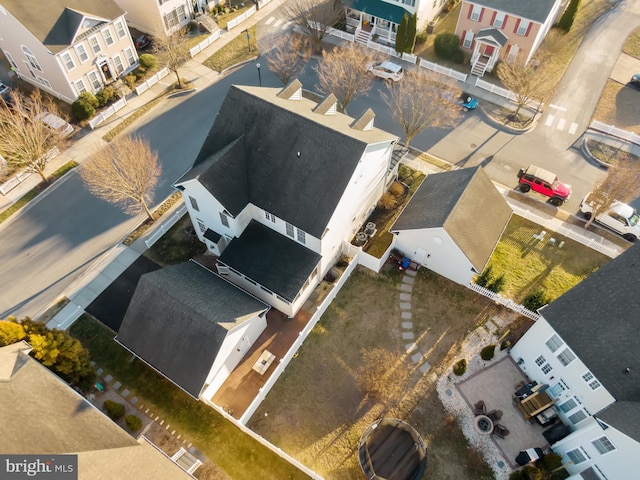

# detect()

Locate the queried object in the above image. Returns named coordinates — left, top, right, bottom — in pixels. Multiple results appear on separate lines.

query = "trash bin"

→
left=427, top=21, right=437, bottom=34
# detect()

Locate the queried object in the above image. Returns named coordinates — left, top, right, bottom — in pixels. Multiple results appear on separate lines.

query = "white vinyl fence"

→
left=367, top=41, right=418, bottom=64
left=135, top=67, right=170, bottom=95
left=0, top=170, right=33, bottom=195
left=88, top=97, right=128, bottom=129
left=418, top=58, right=467, bottom=82
left=144, top=203, right=188, bottom=249
left=226, top=5, right=256, bottom=30
left=467, top=283, right=540, bottom=320
left=189, top=30, right=222, bottom=57
left=474, top=77, right=518, bottom=102
left=257, top=0, right=273, bottom=8
left=590, top=120, right=640, bottom=146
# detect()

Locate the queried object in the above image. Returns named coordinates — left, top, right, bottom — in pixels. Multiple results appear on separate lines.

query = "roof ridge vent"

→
left=350, top=108, right=375, bottom=131
left=277, top=78, right=303, bottom=100
left=313, top=93, right=338, bottom=115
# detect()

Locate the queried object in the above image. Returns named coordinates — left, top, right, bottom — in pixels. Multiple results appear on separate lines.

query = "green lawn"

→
left=69, top=315, right=310, bottom=480
left=483, top=215, right=611, bottom=303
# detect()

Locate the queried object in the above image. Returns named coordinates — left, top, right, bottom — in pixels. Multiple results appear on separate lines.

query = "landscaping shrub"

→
left=389, top=181, right=406, bottom=197
left=509, top=470, right=528, bottom=480
left=541, top=453, right=563, bottom=471
left=103, top=399, right=125, bottom=420
left=139, top=53, right=157, bottom=71
left=434, top=33, right=460, bottom=59
left=451, top=49, right=465, bottom=64
left=523, top=465, right=542, bottom=480
left=71, top=92, right=98, bottom=120
left=557, top=0, right=581, bottom=33
left=125, top=414, right=143, bottom=431
left=378, top=192, right=396, bottom=210
left=453, top=358, right=466, bottom=376
left=415, top=30, right=428, bottom=46
left=480, top=344, right=496, bottom=361
left=487, top=274, right=505, bottom=293
left=523, top=290, right=548, bottom=311
left=95, top=86, right=120, bottom=107
left=398, top=165, right=412, bottom=180
left=475, top=264, right=493, bottom=287
left=124, top=74, right=136, bottom=89
left=500, top=339, right=511, bottom=351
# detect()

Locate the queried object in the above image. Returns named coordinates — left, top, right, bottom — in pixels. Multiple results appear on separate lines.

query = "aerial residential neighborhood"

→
left=0, top=0, right=639, bottom=479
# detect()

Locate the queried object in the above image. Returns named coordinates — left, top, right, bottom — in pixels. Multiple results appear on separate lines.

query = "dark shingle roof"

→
left=2, top=1, right=125, bottom=53
left=540, top=244, right=640, bottom=404
left=219, top=220, right=322, bottom=302
left=476, top=27, right=508, bottom=47
left=391, top=167, right=511, bottom=271
left=179, top=85, right=396, bottom=238
left=468, top=0, right=559, bottom=23
left=597, top=401, right=640, bottom=443
left=117, top=262, right=269, bottom=398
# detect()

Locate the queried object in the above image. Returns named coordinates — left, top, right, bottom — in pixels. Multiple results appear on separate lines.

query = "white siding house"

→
left=391, top=167, right=511, bottom=286
left=174, top=81, right=399, bottom=317
left=0, top=0, right=138, bottom=103
left=510, top=244, right=640, bottom=479
left=114, top=0, right=193, bottom=37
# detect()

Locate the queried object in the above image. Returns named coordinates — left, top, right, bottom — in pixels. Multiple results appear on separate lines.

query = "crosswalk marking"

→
left=549, top=104, right=567, bottom=111
left=281, top=21, right=291, bottom=30
left=545, top=114, right=555, bottom=126
left=557, top=118, right=566, bottom=130
left=265, top=16, right=275, bottom=25
left=568, top=122, right=578, bottom=134
left=273, top=18, right=283, bottom=27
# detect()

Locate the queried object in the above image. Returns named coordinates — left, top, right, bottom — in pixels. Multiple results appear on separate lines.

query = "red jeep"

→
left=517, top=165, right=571, bottom=206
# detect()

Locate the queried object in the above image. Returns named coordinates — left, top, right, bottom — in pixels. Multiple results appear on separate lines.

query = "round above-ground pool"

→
left=358, top=418, right=427, bottom=480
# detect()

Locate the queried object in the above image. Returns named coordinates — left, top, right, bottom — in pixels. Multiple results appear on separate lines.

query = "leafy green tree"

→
left=407, top=14, right=417, bottom=53
left=557, top=0, right=581, bottom=33
left=434, top=32, right=460, bottom=59
left=395, top=14, right=417, bottom=54
left=0, top=320, right=26, bottom=346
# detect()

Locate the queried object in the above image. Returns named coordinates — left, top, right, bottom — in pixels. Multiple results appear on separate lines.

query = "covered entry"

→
left=470, top=27, right=508, bottom=76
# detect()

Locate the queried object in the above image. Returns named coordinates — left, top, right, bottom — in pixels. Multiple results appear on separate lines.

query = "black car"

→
left=629, top=73, right=640, bottom=90
left=134, top=33, right=151, bottom=50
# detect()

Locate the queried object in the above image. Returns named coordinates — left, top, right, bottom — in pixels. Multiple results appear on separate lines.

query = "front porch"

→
left=345, top=0, right=410, bottom=46
left=468, top=27, right=509, bottom=77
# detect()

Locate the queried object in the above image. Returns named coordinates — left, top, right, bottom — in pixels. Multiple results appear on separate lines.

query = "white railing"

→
left=189, top=30, right=222, bottom=57
left=418, top=58, right=468, bottom=82
left=239, top=249, right=360, bottom=425
left=135, top=67, right=170, bottom=96
left=590, top=120, right=640, bottom=146
left=226, top=5, right=256, bottom=31
left=88, top=97, right=128, bottom=129
left=144, top=203, right=188, bottom=249
left=326, top=26, right=355, bottom=42
left=257, top=0, right=272, bottom=8
left=474, top=77, right=518, bottom=102
left=467, top=283, right=540, bottom=321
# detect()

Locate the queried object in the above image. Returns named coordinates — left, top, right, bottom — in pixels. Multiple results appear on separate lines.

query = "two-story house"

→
left=0, top=0, right=139, bottom=103
left=114, top=0, right=194, bottom=37
left=455, top=0, right=564, bottom=76
left=174, top=80, right=399, bottom=317
left=509, top=244, right=640, bottom=479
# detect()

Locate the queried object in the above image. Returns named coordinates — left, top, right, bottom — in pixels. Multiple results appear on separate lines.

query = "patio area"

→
left=457, top=356, right=554, bottom=468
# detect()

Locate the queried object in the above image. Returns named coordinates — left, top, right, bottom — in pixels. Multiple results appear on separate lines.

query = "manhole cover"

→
left=497, top=461, right=505, bottom=468
left=445, top=389, right=452, bottom=396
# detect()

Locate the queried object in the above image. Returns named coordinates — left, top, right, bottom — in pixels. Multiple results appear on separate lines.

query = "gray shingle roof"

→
left=539, top=244, right=640, bottom=406
left=391, top=167, right=512, bottom=271
left=467, top=0, right=559, bottom=24
left=177, top=85, right=397, bottom=238
left=2, top=1, right=125, bottom=53
left=117, top=262, right=269, bottom=398
left=219, top=220, right=322, bottom=302
left=476, top=27, right=509, bottom=47
left=597, top=401, right=640, bottom=444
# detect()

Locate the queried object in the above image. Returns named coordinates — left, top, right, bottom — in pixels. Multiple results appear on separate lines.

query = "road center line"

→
left=549, top=104, right=567, bottom=111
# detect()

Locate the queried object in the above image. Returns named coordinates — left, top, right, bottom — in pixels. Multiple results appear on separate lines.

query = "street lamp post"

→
left=256, top=63, right=262, bottom=87
left=244, top=29, right=251, bottom=53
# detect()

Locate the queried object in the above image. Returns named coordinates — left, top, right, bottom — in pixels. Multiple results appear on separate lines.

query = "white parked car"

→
left=366, top=61, right=404, bottom=82
left=579, top=193, right=640, bottom=242
left=35, top=112, right=74, bottom=137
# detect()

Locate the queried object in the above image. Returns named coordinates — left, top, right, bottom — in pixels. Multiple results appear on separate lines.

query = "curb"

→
left=581, top=136, right=612, bottom=169
left=478, top=105, right=540, bottom=134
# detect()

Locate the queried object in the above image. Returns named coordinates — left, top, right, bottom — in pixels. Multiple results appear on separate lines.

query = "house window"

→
left=568, top=410, right=587, bottom=425
left=264, top=211, right=276, bottom=223
left=541, top=363, right=553, bottom=375
left=566, top=448, right=587, bottom=465
left=196, top=219, right=206, bottom=233
left=558, top=398, right=577, bottom=413
left=61, top=52, right=75, bottom=71
left=124, top=47, right=135, bottom=67
left=582, top=372, right=602, bottom=390
left=297, top=228, right=306, bottom=244
left=470, top=5, right=482, bottom=22
left=517, top=19, right=530, bottom=36
left=507, top=44, right=520, bottom=63
left=114, top=20, right=126, bottom=39
left=548, top=380, right=568, bottom=398
left=163, top=6, right=187, bottom=30
left=22, top=46, right=42, bottom=72
left=4, top=50, right=18, bottom=69
left=493, top=12, right=505, bottom=28
left=592, top=437, right=615, bottom=455
left=402, top=0, right=415, bottom=6
left=113, top=55, right=124, bottom=74
left=462, top=30, right=474, bottom=49
left=218, top=265, right=229, bottom=275
left=75, top=79, right=87, bottom=94
left=189, top=196, right=199, bottom=211
left=286, top=223, right=294, bottom=238
left=557, top=348, right=576, bottom=367
left=545, top=334, right=563, bottom=353
left=88, top=35, right=101, bottom=54
left=87, top=71, right=101, bottom=91
left=219, top=212, right=229, bottom=227
left=534, top=355, right=546, bottom=367
left=102, top=28, right=114, bottom=47
left=75, top=44, right=89, bottom=63
left=38, top=76, right=52, bottom=88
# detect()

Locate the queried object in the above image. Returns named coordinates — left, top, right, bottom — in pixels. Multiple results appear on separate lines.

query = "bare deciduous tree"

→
left=282, top=0, right=344, bottom=54
left=314, top=43, right=373, bottom=111
left=266, top=33, right=312, bottom=86
left=80, top=135, right=161, bottom=221
left=152, top=27, right=191, bottom=88
left=496, top=54, right=555, bottom=118
left=583, top=163, right=640, bottom=229
left=381, top=70, right=461, bottom=147
left=0, top=90, right=70, bottom=183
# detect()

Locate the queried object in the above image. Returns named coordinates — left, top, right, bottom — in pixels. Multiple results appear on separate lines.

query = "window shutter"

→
left=490, top=12, right=496, bottom=25
left=502, top=15, right=508, bottom=29
left=525, top=21, right=533, bottom=36
left=470, top=39, right=475, bottom=49
left=478, top=8, right=484, bottom=22
left=514, top=18, right=520, bottom=34
left=468, top=4, right=473, bottom=19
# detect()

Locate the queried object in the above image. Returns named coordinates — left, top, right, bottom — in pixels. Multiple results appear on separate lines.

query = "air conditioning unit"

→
left=355, top=232, right=368, bottom=246
left=365, top=222, right=376, bottom=235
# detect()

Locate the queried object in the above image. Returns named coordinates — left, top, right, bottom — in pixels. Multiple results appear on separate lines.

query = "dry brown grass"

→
left=592, top=79, right=640, bottom=133
left=248, top=266, right=503, bottom=480
left=623, top=27, right=640, bottom=58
